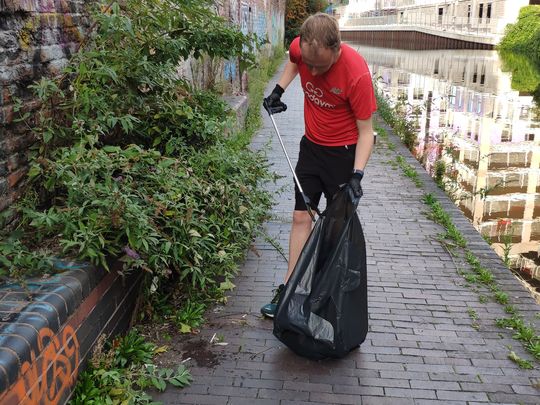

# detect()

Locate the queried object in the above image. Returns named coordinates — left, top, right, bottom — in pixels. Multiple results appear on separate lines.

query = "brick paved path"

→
left=154, top=61, right=540, bottom=404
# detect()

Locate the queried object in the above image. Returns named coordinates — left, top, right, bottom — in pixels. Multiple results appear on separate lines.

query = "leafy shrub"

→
left=499, top=6, right=540, bottom=58
left=29, top=0, right=260, bottom=154
left=6, top=141, right=272, bottom=290
left=70, top=330, right=191, bottom=404
left=0, top=0, right=275, bottom=298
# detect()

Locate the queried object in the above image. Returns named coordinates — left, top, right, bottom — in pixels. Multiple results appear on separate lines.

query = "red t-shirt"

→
left=289, top=37, right=377, bottom=146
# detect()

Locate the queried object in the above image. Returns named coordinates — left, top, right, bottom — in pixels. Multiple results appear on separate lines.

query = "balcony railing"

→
left=343, top=14, right=504, bottom=37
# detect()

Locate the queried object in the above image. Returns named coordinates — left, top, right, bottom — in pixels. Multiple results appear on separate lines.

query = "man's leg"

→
left=285, top=210, right=312, bottom=282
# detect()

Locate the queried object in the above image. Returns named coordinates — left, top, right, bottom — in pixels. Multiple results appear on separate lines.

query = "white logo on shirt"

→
left=304, top=81, right=335, bottom=109
left=306, top=82, right=323, bottom=97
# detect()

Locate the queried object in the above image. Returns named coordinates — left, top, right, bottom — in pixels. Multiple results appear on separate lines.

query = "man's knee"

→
left=292, top=210, right=312, bottom=228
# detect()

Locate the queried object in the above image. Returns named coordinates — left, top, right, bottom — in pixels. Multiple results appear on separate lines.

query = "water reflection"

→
left=353, top=44, right=540, bottom=296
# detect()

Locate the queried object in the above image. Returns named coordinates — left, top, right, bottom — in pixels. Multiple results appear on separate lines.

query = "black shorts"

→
left=294, top=136, right=356, bottom=211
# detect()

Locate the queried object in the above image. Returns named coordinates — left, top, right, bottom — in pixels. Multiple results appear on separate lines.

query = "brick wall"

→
left=0, top=0, right=91, bottom=213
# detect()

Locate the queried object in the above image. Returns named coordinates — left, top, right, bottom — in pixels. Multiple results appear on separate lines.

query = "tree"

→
left=285, top=0, right=329, bottom=47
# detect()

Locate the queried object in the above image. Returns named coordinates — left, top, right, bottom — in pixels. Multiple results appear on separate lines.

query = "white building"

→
left=341, top=0, right=537, bottom=38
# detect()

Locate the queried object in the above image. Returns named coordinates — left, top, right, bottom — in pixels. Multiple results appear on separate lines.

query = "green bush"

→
left=0, top=0, right=275, bottom=301
left=499, top=6, right=540, bottom=58
left=70, top=330, right=192, bottom=404
left=11, top=142, right=272, bottom=290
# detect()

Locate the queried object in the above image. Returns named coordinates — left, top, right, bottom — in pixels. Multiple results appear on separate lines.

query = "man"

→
left=261, top=13, right=376, bottom=318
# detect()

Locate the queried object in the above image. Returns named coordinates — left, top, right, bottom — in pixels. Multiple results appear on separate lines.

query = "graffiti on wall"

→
left=240, top=1, right=250, bottom=36
left=230, top=0, right=239, bottom=25
left=17, top=0, right=82, bottom=53
left=1, top=326, right=80, bottom=405
left=270, top=10, right=284, bottom=47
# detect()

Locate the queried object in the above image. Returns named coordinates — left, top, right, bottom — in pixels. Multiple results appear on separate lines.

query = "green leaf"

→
left=27, top=165, right=42, bottom=178
left=178, top=323, right=191, bottom=333
left=219, top=279, right=235, bottom=291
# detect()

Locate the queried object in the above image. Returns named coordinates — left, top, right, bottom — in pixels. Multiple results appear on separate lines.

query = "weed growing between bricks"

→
left=71, top=329, right=192, bottom=403
left=375, top=89, right=540, bottom=370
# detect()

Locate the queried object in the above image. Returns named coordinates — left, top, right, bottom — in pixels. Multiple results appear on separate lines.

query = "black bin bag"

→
left=273, top=185, right=368, bottom=360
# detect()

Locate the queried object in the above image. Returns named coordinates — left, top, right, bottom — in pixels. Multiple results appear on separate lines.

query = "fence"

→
left=343, top=14, right=504, bottom=38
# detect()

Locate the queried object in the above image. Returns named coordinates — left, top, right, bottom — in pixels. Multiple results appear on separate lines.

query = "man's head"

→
left=299, top=13, right=341, bottom=76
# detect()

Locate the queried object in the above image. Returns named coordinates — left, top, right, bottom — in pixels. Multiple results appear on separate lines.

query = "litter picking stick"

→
left=266, top=110, right=318, bottom=222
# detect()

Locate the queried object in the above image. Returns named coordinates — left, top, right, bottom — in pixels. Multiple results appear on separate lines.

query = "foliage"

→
left=374, top=84, right=418, bottom=151
left=0, top=0, right=276, bottom=319
left=239, top=46, right=286, bottom=147
left=0, top=235, right=53, bottom=281
left=5, top=141, right=273, bottom=289
left=498, top=50, right=540, bottom=108
left=421, top=193, right=466, bottom=248
left=507, top=350, right=534, bottom=369
left=173, top=299, right=206, bottom=333
left=395, top=156, right=423, bottom=188
left=70, top=330, right=191, bottom=404
left=140, top=48, right=287, bottom=328
left=496, top=316, right=540, bottom=361
left=498, top=6, right=540, bottom=104
left=498, top=51, right=540, bottom=95
left=433, top=159, right=446, bottom=188
left=285, top=0, right=329, bottom=47
left=27, top=0, right=259, bottom=155
left=499, top=6, right=540, bottom=58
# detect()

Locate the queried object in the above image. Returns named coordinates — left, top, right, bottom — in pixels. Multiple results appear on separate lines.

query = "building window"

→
left=438, top=7, right=443, bottom=24
left=501, top=128, right=511, bottom=142
left=479, top=3, right=484, bottom=19
left=487, top=3, right=492, bottom=20
left=525, top=133, right=535, bottom=141
left=480, top=65, right=486, bottom=85
left=434, top=59, right=439, bottom=75
left=467, top=5, right=471, bottom=24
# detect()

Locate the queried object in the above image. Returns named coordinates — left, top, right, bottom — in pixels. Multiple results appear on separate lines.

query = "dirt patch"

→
left=179, top=338, right=220, bottom=367
left=140, top=323, right=223, bottom=368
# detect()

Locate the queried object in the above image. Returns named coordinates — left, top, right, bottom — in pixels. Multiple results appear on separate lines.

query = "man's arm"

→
left=277, top=61, right=299, bottom=90
left=353, top=117, right=375, bottom=171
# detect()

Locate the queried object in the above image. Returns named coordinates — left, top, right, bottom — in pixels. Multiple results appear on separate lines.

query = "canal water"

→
left=351, top=44, right=540, bottom=302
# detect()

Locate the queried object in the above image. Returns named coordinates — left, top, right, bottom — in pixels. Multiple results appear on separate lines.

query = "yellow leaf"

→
left=109, top=388, right=124, bottom=397
left=179, top=323, right=191, bottom=333
left=189, top=229, right=201, bottom=238
left=219, top=280, right=235, bottom=291
left=154, top=345, right=168, bottom=354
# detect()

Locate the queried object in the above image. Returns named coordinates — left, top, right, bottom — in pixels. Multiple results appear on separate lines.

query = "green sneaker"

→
left=260, top=284, right=285, bottom=318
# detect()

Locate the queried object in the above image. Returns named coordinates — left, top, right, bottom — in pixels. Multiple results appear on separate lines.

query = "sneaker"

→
left=260, top=284, right=285, bottom=318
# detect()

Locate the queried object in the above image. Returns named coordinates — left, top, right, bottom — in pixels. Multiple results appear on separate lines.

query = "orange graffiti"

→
left=1, top=325, right=80, bottom=405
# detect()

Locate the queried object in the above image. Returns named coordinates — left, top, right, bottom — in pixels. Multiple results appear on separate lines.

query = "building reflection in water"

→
left=353, top=44, right=540, bottom=298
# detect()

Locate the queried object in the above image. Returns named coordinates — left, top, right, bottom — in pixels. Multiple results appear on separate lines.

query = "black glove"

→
left=263, top=84, right=287, bottom=114
left=348, top=170, right=364, bottom=199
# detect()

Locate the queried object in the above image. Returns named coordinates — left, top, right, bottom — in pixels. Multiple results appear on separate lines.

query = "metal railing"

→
left=343, top=14, right=504, bottom=37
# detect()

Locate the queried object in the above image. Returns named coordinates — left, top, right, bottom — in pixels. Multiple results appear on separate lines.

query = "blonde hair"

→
left=299, top=13, right=341, bottom=52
